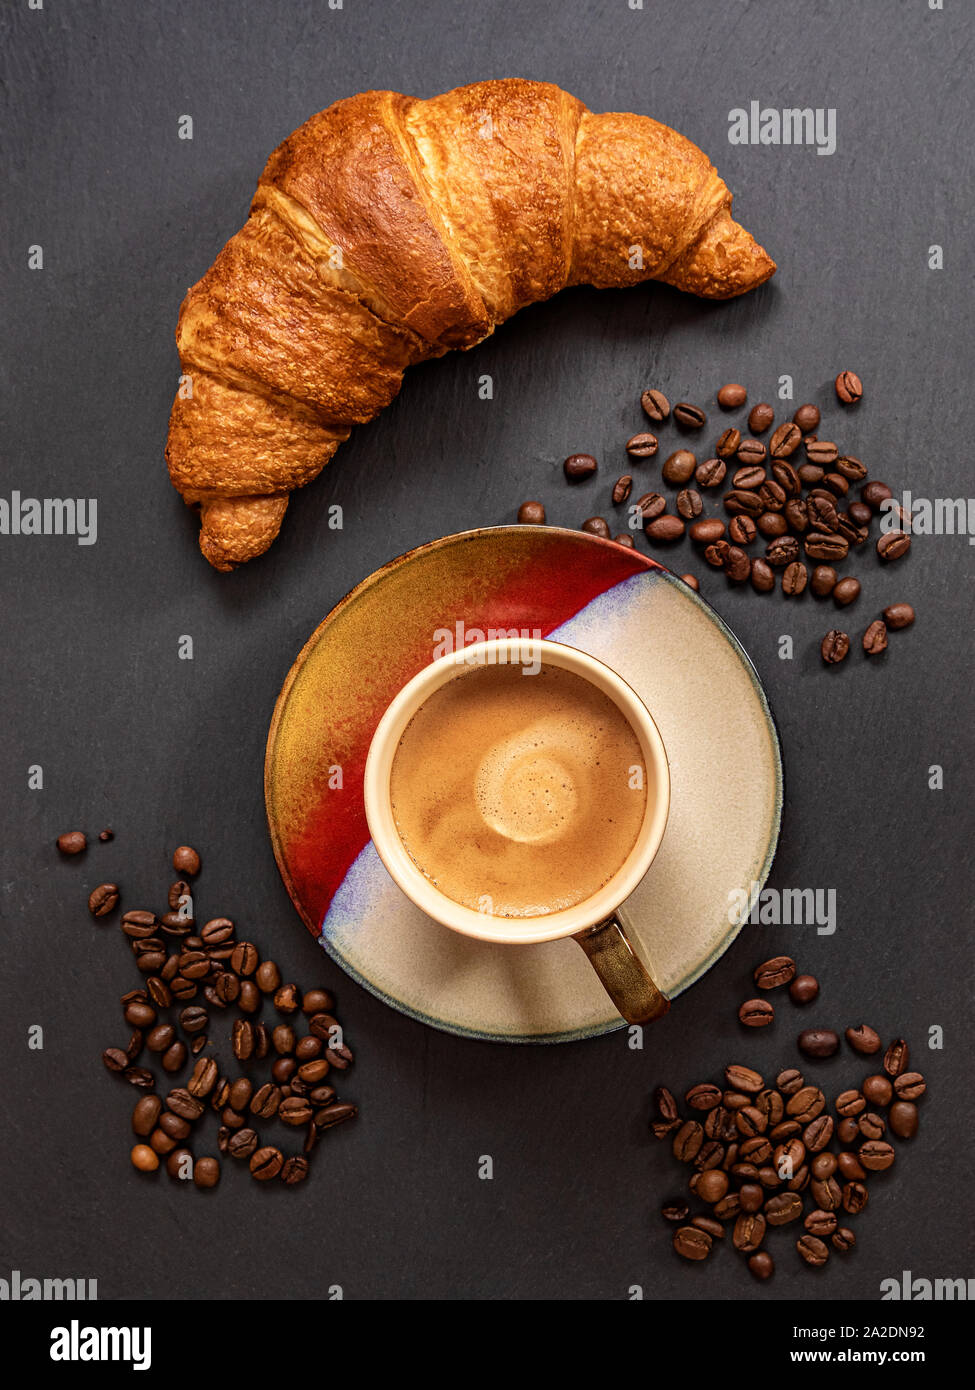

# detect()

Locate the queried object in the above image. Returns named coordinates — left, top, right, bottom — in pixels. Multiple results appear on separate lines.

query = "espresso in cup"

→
left=388, top=658, right=648, bottom=918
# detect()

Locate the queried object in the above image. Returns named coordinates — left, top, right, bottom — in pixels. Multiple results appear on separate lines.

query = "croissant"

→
left=166, top=79, right=775, bottom=569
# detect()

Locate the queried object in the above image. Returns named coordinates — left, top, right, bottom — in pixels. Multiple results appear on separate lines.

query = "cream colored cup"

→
left=363, top=638, right=672, bottom=1023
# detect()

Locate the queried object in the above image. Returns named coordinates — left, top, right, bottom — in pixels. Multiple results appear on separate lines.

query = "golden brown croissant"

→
left=166, top=79, right=775, bottom=569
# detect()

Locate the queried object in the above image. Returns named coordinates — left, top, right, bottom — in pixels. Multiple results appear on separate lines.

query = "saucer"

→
left=265, top=526, right=782, bottom=1043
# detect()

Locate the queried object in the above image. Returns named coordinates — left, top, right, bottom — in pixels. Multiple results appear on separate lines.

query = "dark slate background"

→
left=1, top=0, right=972, bottom=1302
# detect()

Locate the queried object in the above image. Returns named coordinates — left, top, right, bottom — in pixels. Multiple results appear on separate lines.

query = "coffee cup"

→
left=363, top=638, right=671, bottom=1024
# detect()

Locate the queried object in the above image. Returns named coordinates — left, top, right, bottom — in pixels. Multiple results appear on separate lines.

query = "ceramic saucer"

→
left=265, top=526, right=782, bottom=1043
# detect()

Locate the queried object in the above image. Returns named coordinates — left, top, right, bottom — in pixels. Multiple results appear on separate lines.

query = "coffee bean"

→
left=781, top=561, right=807, bottom=597
left=313, top=1101, right=358, bottom=1130
left=123, top=1066, right=155, bottom=1089
left=625, top=431, right=659, bottom=458
left=732, top=464, right=766, bottom=490
left=121, top=910, right=159, bottom=940
left=675, top=488, right=703, bottom=520
left=847, top=502, right=872, bottom=528
left=877, top=530, right=911, bottom=562
left=724, top=490, right=762, bottom=518
left=769, top=422, right=801, bottom=458
left=635, top=492, right=666, bottom=522
left=806, top=533, right=849, bottom=564
left=673, top=402, right=706, bottom=429
left=859, top=1139, right=895, bottom=1172
left=728, top=515, right=756, bottom=544
left=281, top=1155, right=310, bottom=1187
left=837, top=1153, right=866, bottom=1183
left=835, top=1089, right=865, bottom=1118
left=804, top=1115, right=834, bottom=1153
left=764, top=1192, right=803, bottom=1227
left=811, top=1175, right=842, bottom=1212
left=843, top=1181, right=870, bottom=1214
left=750, top=558, right=775, bottom=592
left=832, top=1227, right=856, bottom=1252
left=737, top=438, right=767, bottom=467
left=805, top=1210, right=837, bottom=1240
left=696, top=1169, right=730, bottom=1204
left=748, top=403, right=775, bottom=434
left=717, top=383, right=747, bottom=409
left=883, top=602, right=915, bottom=629
left=641, top=389, right=670, bottom=422
left=821, top=629, right=850, bottom=664
left=704, top=540, right=730, bottom=568
left=611, top=475, right=633, bottom=506
left=563, top=453, right=598, bottom=481
left=837, top=1118, right=860, bottom=1145
left=696, top=458, right=727, bottom=491
left=889, top=1101, right=919, bottom=1138
left=56, top=830, right=87, bottom=855
left=787, top=975, right=818, bottom=1006
left=793, top=403, right=820, bottom=432
left=739, top=999, right=774, bottom=1028
left=756, top=1090, right=784, bottom=1125
left=860, top=1074, right=892, bottom=1108
left=808, top=566, right=837, bottom=598
left=146, top=1024, right=175, bottom=1054
left=132, top=1095, right=162, bottom=1136
left=825, top=472, right=849, bottom=498
left=674, top=1225, right=712, bottom=1260
left=805, top=439, right=839, bottom=465
left=685, top=1083, right=722, bottom=1111
left=725, top=1065, right=764, bottom=1094
left=130, top=1143, right=159, bottom=1173
left=862, top=619, right=888, bottom=655
left=858, top=1110, right=886, bottom=1140
left=124, top=1000, right=156, bottom=1029
left=171, top=846, right=200, bottom=876
left=835, top=370, right=863, bottom=404
left=831, top=577, right=860, bottom=608
left=689, top=518, right=725, bottom=544
left=733, top=1213, right=766, bottom=1253
left=653, top=1086, right=679, bottom=1123
left=807, top=494, right=839, bottom=534
left=776, top=1069, right=804, bottom=1096
left=786, top=1087, right=825, bottom=1123
left=177, top=950, right=209, bottom=980
left=238, top=981, right=260, bottom=1014
left=671, top=1121, right=703, bottom=1162
left=661, top=1198, right=690, bottom=1222
left=581, top=517, right=611, bottom=538
left=662, top=449, right=697, bottom=484
left=715, top=429, right=741, bottom=459
left=161, top=1041, right=187, bottom=1073
left=249, top=1146, right=284, bottom=1181
left=761, top=514, right=789, bottom=542
left=748, top=1251, right=774, bottom=1281
left=512, top=499, right=547, bottom=527
left=772, top=462, right=801, bottom=499
left=88, top=883, right=119, bottom=918
left=810, top=1152, right=837, bottom=1182
left=883, top=1039, right=910, bottom=1077
left=842, top=1026, right=879, bottom=1058
left=798, top=1029, right=839, bottom=1059
left=646, top=515, right=686, bottom=542
left=679, top=573, right=699, bottom=590
left=757, top=480, right=786, bottom=513
left=705, top=1106, right=737, bottom=1142
left=724, top=546, right=751, bottom=582
left=893, top=1071, right=925, bottom=1101
left=765, top=536, right=799, bottom=568
left=179, top=1005, right=208, bottom=1036
left=230, top=1018, right=253, bottom=1061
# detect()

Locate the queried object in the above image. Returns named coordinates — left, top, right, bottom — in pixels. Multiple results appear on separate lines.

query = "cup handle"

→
left=573, top=915, right=670, bottom=1024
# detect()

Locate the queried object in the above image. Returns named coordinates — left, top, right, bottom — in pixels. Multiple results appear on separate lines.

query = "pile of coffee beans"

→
left=517, top=373, right=917, bottom=665
left=653, top=958, right=925, bottom=1281
left=81, top=841, right=357, bottom=1189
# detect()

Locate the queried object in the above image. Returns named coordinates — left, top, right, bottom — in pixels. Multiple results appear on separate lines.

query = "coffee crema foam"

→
left=389, top=662, right=648, bottom=918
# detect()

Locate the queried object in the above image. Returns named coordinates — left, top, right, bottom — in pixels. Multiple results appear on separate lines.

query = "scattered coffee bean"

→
left=673, top=402, right=706, bottom=429
left=753, top=956, right=796, bottom=990
left=581, top=517, right=611, bottom=538
left=635, top=492, right=666, bottom=522
left=782, top=562, right=808, bottom=597
left=821, top=630, right=850, bottom=665
left=889, top=1102, right=918, bottom=1138
left=748, top=403, right=775, bottom=434
left=728, top=515, right=757, bottom=545
left=641, top=389, right=670, bottom=422
left=832, top=1227, right=856, bottom=1252
left=715, top=429, right=741, bottom=460
left=662, top=449, right=697, bottom=485
left=798, top=1029, right=839, bottom=1059
left=717, top=383, right=747, bottom=409
left=57, top=830, right=87, bottom=855
left=793, top=404, right=820, bottom=432
left=883, top=602, right=915, bottom=629
left=883, top=1039, right=910, bottom=1077
left=676, top=488, right=703, bottom=520
left=863, top=620, right=888, bottom=655
left=769, top=422, right=801, bottom=458
left=893, top=1071, right=925, bottom=1100
left=563, top=453, right=598, bottom=481
left=674, top=1225, right=711, bottom=1260
left=626, top=431, right=659, bottom=458
left=172, top=846, right=201, bottom=876
left=612, top=475, right=633, bottom=505
left=646, top=515, right=686, bottom=542
left=859, top=1140, right=895, bottom=1172
left=724, top=546, right=751, bottom=582
left=739, top=999, right=774, bottom=1028
left=832, top=577, right=860, bottom=607
left=748, top=1251, right=774, bottom=1280
left=877, top=530, right=911, bottom=562
left=88, top=883, right=119, bottom=918
left=797, top=1233, right=829, bottom=1267
left=750, top=558, right=775, bottom=593
left=835, top=371, right=863, bottom=405
left=789, top=975, right=819, bottom=1005
left=680, top=573, right=698, bottom=590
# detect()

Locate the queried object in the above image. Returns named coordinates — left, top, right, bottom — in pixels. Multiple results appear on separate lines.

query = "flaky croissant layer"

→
left=166, top=80, right=775, bottom=569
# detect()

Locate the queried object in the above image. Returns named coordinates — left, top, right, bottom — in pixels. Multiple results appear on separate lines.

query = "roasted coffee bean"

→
left=765, top=536, right=799, bottom=568
left=641, top=389, right=670, bottom=422
left=724, top=546, right=751, bottom=582
left=691, top=1216, right=725, bottom=1242
left=625, top=431, right=659, bottom=458
left=269, top=983, right=299, bottom=1015
left=728, top=515, right=757, bottom=545
left=831, top=1227, right=856, bottom=1253
left=304, top=987, right=337, bottom=1014
left=270, top=1025, right=295, bottom=1057
left=166, top=1088, right=203, bottom=1121
left=238, top=981, right=261, bottom=1014
left=739, top=999, right=774, bottom=1028
left=836, top=1089, right=866, bottom=1117
left=709, top=1192, right=739, bottom=1222
left=893, top=1071, right=925, bottom=1101
left=737, top=1104, right=769, bottom=1138
left=788, top=975, right=818, bottom=1006
left=124, top=1000, right=156, bottom=1029
left=811, top=1175, right=842, bottom=1212
left=255, top=960, right=281, bottom=994
left=858, top=1111, right=886, bottom=1141
left=132, top=1095, right=162, bottom=1136
left=229, top=942, right=258, bottom=976
left=612, top=475, right=633, bottom=505
left=889, top=1101, right=919, bottom=1138
left=804, top=1210, right=837, bottom=1240
left=831, top=577, right=860, bottom=608
left=685, top=1083, right=723, bottom=1111
left=732, top=464, right=766, bottom=490
left=672, top=1118, right=704, bottom=1162
left=694, top=1141, right=724, bottom=1172
left=877, top=530, right=911, bottom=562
left=862, top=480, right=893, bottom=509
left=862, top=620, right=888, bottom=655
left=676, top=488, right=703, bottom=519
left=844, top=1024, right=880, bottom=1055
left=861, top=1074, right=893, bottom=1107
left=859, top=1139, right=895, bottom=1172
left=883, top=602, right=915, bottom=630
left=821, top=629, right=850, bottom=664
left=837, top=1117, right=860, bottom=1145
left=792, top=403, right=820, bottom=432
left=782, top=562, right=808, bottom=596
left=806, top=532, right=848, bottom=563
left=748, top=403, right=775, bottom=434
left=673, top=402, right=706, bottom=429
left=737, top=439, right=767, bottom=468
left=769, top=422, right=801, bottom=458
left=280, top=1155, right=310, bottom=1187
left=126, top=1030, right=144, bottom=1062
left=750, top=558, right=775, bottom=592
left=804, top=1116, right=834, bottom=1153
left=253, top=1022, right=270, bottom=1059
left=756, top=1090, right=784, bottom=1125
left=842, top=1181, right=869, bottom=1214
left=662, top=449, right=697, bottom=484
left=759, top=514, right=788, bottom=542
left=695, top=1169, right=729, bottom=1204
left=158, top=1111, right=191, bottom=1141
left=810, top=1152, right=837, bottom=1182
left=171, top=845, right=200, bottom=876
left=765, top=1192, right=802, bottom=1226
left=883, top=1039, right=910, bottom=1077
left=563, top=453, right=598, bottom=481
left=785, top=498, right=809, bottom=534
left=581, top=517, right=611, bottom=538
left=771, top=461, right=801, bottom=499
left=748, top=1251, right=774, bottom=1281
left=705, top=1107, right=737, bottom=1142
left=847, top=501, right=872, bottom=528
left=56, top=829, right=89, bottom=856
left=191, top=1035, right=208, bottom=1055
left=186, top=1057, right=218, bottom=1098
left=836, top=515, right=868, bottom=548
left=278, top=1096, right=314, bottom=1127
left=696, top=456, right=727, bottom=487
left=88, top=882, right=119, bottom=918
left=757, top=480, right=786, bottom=514
left=723, top=489, right=762, bottom=518
left=161, top=915, right=191, bottom=940
left=810, top=566, right=837, bottom=599
left=645, top=515, right=686, bottom=542
left=715, top=429, right=741, bottom=459
left=798, top=1029, right=839, bottom=1058
left=177, top=951, right=209, bottom=980
left=654, top=1086, right=679, bottom=1121
left=232, top=1018, right=255, bottom=1061
left=635, top=491, right=666, bottom=521
left=516, top=500, right=546, bottom=526
left=725, top=1065, right=764, bottom=1093
left=146, top=1024, right=175, bottom=1054
left=717, top=383, right=747, bottom=409
left=689, top=518, right=725, bottom=544
left=146, top=977, right=172, bottom=1010
left=122, top=1066, right=154, bottom=1090
left=740, top=1136, right=772, bottom=1166
left=824, top=472, right=849, bottom=498
left=674, top=1225, right=712, bottom=1260
left=786, top=1086, right=825, bottom=1123
left=161, top=1041, right=187, bottom=1073
left=805, top=439, right=838, bottom=465
left=313, top=1102, right=357, bottom=1130
left=121, top=910, right=158, bottom=940
left=704, top=541, right=730, bottom=568
left=837, top=1152, right=866, bottom=1182
left=661, top=1198, right=690, bottom=1222
left=758, top=1166, right=782, bottom=1190
left=733, top=1213, right=766, bottom=1253
left=250, top=1083, right=283, bottom=1119
left=835, top=370, right=863, bottom=404
left=299, top=1057, right=332, bottom=1082
left=777, top=1068, right=804, bottom=1096
left=130, top=1143, right=159, bottom=1173
left=771, top=1136, right=804, bottom=1173
left=179, top=1006, right=208, bottom=1035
